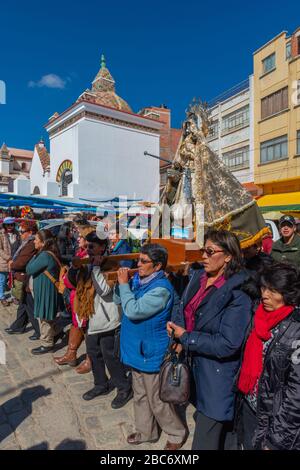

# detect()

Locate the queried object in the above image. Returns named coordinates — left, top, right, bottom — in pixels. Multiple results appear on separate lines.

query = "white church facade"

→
left=15, top=56, right=161, bottom=203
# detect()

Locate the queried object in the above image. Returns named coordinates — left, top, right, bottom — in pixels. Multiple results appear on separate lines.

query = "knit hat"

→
left=3, top=217, right=15, bottom=225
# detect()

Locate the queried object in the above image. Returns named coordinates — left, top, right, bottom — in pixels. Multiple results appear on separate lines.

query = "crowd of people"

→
left=1, top=213, right=300, bottom=450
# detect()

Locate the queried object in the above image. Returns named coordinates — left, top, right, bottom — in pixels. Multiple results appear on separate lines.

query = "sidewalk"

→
left=0, top=304, right=194, bottom=450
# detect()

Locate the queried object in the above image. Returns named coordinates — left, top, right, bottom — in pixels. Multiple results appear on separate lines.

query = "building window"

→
left=286, top=42, right=291, bottom=60
left=33, top=186, right=40, bottom=195
left=262, top=52, right=276, bottom=74
left=297, top=130, right=300, bottom=155
left=222, top=146, right=249, bottom=171
left=208, top=120, right=219, bottom=140
left=222, top=106, right=249, bottom=134
left=260, top=135, right=288, bottom=163
left=261, top=87, right=288, bottom=120
left=61, top=169, right=73, bottom=196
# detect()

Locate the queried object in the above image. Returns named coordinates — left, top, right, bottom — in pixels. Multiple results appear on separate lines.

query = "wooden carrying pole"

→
left=71, top=242, right=202, bottom=281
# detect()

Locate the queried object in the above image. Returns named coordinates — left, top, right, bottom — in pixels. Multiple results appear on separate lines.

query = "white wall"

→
left=0, top=159, right=9, bottom=174
left=29, top=148, right=47, bottom=195
left=48, top=124, right=79, bottom=196
left=77, top=118, right=160, bottom=202
left=14, top=177, right=31, bottom=196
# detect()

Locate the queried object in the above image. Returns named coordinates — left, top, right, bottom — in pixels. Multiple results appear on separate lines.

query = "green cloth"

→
left=26, top=251, right=59, bottom=320
left=271, top=233, right=300, bottom=266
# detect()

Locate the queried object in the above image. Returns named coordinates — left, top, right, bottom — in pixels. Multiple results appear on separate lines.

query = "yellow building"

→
left=254, top=28, right=300, bottom=212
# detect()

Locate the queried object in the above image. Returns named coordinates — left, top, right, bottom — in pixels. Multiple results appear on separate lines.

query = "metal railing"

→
left=208, top=79, right=249, bottom=108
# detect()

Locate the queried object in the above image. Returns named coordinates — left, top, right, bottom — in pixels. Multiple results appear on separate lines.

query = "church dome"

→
left=78, top=55, right=132, bottom=113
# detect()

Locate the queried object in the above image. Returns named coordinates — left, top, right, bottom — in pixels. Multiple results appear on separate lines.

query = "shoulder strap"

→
left=44, top=270, right=59, bottom=286
left=42, top=251, right=61, bottom=290
left=44, top=250, right=62, bottom=268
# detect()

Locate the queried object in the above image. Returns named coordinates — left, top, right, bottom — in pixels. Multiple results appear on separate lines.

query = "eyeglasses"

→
left=200, top=247, right=224, bottom=257
left=20, top=230, right=28, bottom=234
left=138, top=258, right=153, bottom=265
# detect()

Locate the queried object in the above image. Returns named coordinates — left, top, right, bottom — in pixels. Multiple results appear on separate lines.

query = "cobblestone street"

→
left=0, top=304, right=194, bottom=450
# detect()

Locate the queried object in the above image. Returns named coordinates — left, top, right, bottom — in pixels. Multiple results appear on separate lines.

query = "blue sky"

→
left=0, top=0, right=299, bottom=151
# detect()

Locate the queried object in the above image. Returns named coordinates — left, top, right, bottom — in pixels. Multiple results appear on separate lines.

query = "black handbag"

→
left=159, top=330, right=190, bottom=405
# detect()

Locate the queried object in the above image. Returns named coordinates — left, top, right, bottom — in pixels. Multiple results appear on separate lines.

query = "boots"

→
left=54, top=326, right=83, bottom=367
left=75, top=355, right=92, bottom=374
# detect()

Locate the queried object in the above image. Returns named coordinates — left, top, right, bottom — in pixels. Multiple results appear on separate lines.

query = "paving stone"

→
left=84, top=415, right=102, bottom=430
left=0, top=303, right=195, bottom=451
left=0, top=423, right=14, bottom=444
left=0, top=408, right=7, bottom=425
left=93, top=427, right=124, bottom=447
left=15, top=427, right=43, bottom=449
left=1, top=441, right=22, bottom=450
left=63, top=374, right=90, bottom=385
left=3, top=397, right=24, bottom=415
left=96, top=410, right=131, bottom=427
left=7, top=410, right=36, bottom=431
left=0, top=381, right=15, bottom=396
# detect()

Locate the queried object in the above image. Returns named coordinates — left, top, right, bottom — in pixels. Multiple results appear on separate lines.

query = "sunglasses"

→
left=138, top=258, right=153, bottom=265
left=20, top=230, right=28, bottom=234
left=200, top=247, right=224, bottom=257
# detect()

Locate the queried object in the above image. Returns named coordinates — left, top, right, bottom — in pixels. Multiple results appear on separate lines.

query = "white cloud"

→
left=28, top=74, right=67, bottom=89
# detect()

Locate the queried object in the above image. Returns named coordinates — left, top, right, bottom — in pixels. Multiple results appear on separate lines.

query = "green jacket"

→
left=26, top=251, right=59, bottom=320
left=271, top=233, right=300, bottom=266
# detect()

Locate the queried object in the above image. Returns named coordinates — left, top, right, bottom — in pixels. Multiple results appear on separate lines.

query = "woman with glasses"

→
left=168, top=229, right=252, bottom=450
left=115, top=243, right=187, bottom=450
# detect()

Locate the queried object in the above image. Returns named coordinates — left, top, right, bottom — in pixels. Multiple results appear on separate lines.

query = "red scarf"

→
left=238, top=302, right=294, bottom=394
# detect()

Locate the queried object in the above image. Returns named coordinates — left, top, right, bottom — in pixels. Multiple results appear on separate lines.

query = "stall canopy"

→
left=257, top=192, right=300, bottom=213
left=0, top=193, right=106, bottom=213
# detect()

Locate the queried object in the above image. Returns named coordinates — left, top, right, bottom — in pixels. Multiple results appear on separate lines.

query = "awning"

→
left=257, top=192, right=300, bottom=213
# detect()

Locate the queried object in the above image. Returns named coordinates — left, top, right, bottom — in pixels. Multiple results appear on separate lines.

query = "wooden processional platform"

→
left=100, top=239, right=202, bottom=281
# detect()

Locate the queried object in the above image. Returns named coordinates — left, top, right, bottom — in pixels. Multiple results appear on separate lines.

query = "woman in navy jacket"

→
left=168, top=229, right=252, bottom=450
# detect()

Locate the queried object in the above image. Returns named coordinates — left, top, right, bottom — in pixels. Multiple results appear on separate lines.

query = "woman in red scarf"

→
left=237, top=262, right=300, bottom=450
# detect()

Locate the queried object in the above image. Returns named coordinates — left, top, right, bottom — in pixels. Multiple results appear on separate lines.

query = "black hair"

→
left=140, top=243, right=168, bottom=270
left=73, top=216, right=89, bottom=226
left=37, top=229, right=61, bottom=259
left=204, top=229, right=243, bottom=279
left=85, top=231, right=108, bottom=247
left=260, top=262, right=300, bottom=306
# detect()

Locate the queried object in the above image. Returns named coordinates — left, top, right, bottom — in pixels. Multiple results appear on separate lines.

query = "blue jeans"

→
left=0, top=272, right=8, bottom=300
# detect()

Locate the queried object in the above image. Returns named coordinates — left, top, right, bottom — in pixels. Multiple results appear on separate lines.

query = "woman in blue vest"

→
left=114, top=243, right=187, bottom=450
left=168, top=230, right=252, bottom=450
